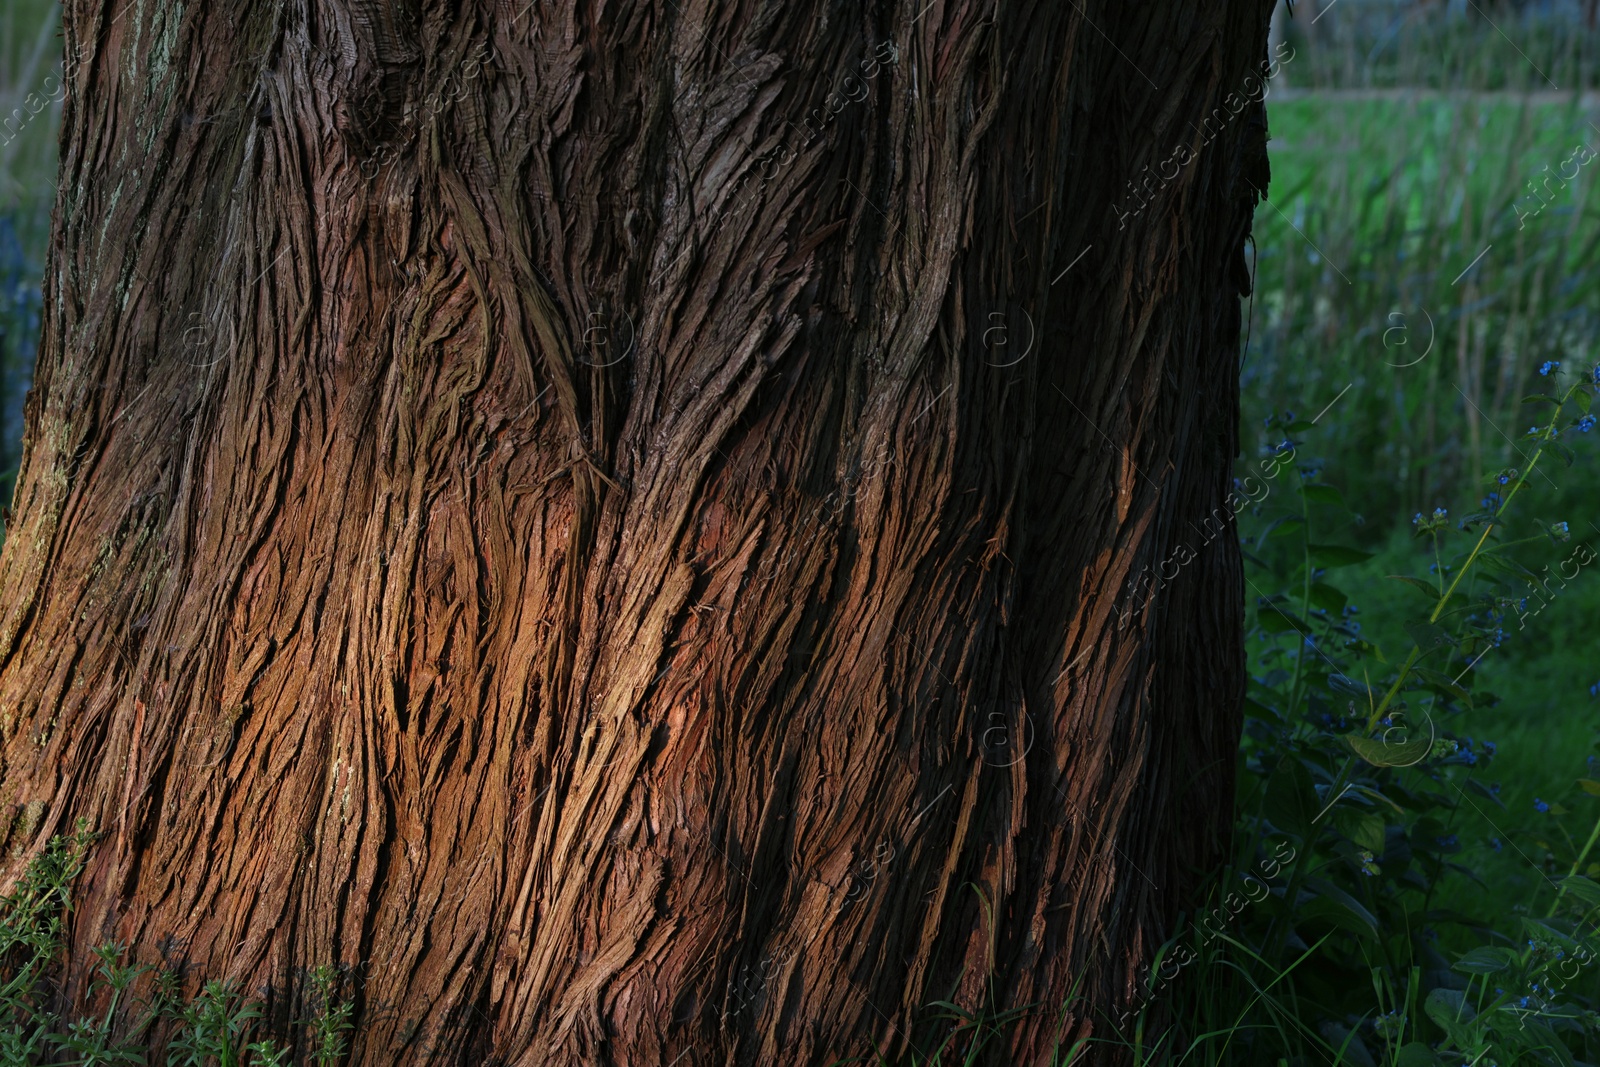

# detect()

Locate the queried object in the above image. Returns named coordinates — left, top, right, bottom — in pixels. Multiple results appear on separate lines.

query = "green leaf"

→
left=1522, top=394, right=1563, bottom=407
left=1308, top=581, right=1348, bottom=612
left=1395, top=1042, right=1443, bottom=1067
left=1521, top=1020, right=1577, bottom=1067
left=1346, top=732, right=1433, bottom=767
left=1403, top=620, right=1455, bottom=655
left=1550, top=440, right=1577, bottom=467
left=1349, top=785, right=1407, bottom=817
left=1265, top=515, right=1306, bottom=540
left=1301, top=877, right=1381, bottom=941
left=1424, top=987, right=1476, bottom=1046
left=1385, top=575, right=1441, bottom=603
left=1576, top=389, right=1593, bottom=415
left=1452, top=946, right=1516, bottom=975
left=1316, top=1022, right=1376, bottom=1067
left=1243, top=695, right=1279, bottom=718
left=1413, top=668, right=1472, bottom=706
left=1300, top=484, right=1343, bottom=505
left=1558, top=875, right=1600, bottom=909
left=1262, top=758, right=1319, bottom=842
left=1309, top=543, right=1374, bottom=568
left=1472, top=550, right=1538, bottom=582
left=1328, top=673, right=1381, bottom=701
left=1258, top=604, right=1309, bottom=635
left=1578, top=779, right=1600, bottom=797
left=1466, top=778, right=1506, bottom=808
left=1452, top=509, right=1496, bottom=532
left=1335, top=810, right=1385, bottom=854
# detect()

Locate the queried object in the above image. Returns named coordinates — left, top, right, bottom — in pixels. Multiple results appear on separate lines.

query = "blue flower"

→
left=1499, top=472, right=1512, bottom=485
left=1489, top=836, right=1502, bottom=851
left=1413, top=512, right=1424, bottom=526
left=1521, top=996, right=1531, bottom=1008
left=1433, top=507, right=1448, bottom=519
left=1581, top=415, right=1598, bottom=433
left=1276, top=439, right=1293, bottom=454
left=1553, top=521, right=1570, bottom=539
left=1342, top=605, right=1359, bottom=616
left=1285, top=411, right=1296, bottom=423
left=1591, top=680, right=1599, bottom=698
left=1540, top=361, right=1560, bottom=376
left=1483, top=492, right=1502, bottom=509
left=1528, top=425, right=1542, bottom=436
left=1484, top=741, right=1496, bottom=756
left=1593, top=362, right=1600, bottom=385
left=1535, top=798, right=1550, bottom=813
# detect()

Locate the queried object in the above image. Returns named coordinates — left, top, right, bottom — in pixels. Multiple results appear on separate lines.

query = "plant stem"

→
left=1547, top=807, right=1600, bottom=918
left=1365, top=384, right=1575, bottom=730
left=1285, top=476, right=1315, bottom=717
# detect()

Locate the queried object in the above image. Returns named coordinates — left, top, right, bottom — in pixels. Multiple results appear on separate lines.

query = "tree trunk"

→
left=0, top=0, right=1271, bottom=1063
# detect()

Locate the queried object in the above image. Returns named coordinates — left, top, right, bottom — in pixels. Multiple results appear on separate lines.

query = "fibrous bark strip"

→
left=0, top=0, right=1269, bottom=1062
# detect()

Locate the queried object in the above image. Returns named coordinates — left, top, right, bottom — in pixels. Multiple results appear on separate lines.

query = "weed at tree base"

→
left=0, top=822, right=354, bottom=1065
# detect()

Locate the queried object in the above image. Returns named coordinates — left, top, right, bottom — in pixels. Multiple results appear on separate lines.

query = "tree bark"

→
left=0, top=0, right=1270, bottom=1063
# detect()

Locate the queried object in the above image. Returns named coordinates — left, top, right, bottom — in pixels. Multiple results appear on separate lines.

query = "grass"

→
left=1280, top=2, right=1600, bottom=93
left=1248, top=92, right=1599, bottom=529
left=0, top=822, right=355, bottom=1065
left=1246, top=83, right=1600, bottom=974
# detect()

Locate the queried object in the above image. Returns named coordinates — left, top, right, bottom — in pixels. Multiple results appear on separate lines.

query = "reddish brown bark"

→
left=0, top=0, right=1270, bottom=1063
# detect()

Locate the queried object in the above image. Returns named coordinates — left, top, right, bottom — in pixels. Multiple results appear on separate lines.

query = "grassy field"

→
left=1210, top=43, right=1600, bottom=1056
left=1247, top=89, right=1600, bottom=927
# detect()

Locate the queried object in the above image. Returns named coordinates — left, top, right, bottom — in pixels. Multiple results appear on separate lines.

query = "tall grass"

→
left=1247, top=93, right=1600, bottom=533
left=1281, top=0, right=1600, bottom=92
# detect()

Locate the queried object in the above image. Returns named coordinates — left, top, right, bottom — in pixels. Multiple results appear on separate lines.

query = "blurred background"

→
left=0, top=0, right=58, bottom=509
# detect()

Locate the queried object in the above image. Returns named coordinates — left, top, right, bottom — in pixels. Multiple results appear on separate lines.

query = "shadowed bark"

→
left=0, top=0, right=1272, bottom=1063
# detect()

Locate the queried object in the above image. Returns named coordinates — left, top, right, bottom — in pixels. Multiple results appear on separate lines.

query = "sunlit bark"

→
left=0, top=0, right=1271, bottom=1062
